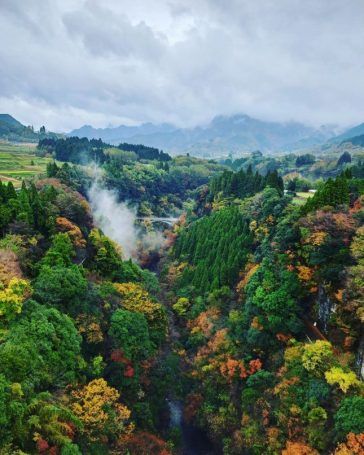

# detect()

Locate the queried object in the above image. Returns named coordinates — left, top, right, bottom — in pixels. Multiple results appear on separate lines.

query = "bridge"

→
left=136, top=217, right=179, bottom=227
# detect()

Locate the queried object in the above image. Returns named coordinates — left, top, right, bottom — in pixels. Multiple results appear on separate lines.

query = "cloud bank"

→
left=1, top=0, right=364, bottom=130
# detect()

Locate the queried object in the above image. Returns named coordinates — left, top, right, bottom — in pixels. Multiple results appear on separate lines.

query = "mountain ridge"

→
left=68, top=113, right=341, bottom=155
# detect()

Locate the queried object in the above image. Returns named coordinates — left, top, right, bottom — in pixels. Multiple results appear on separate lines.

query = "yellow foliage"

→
left=76, top=314, right=103, bottom=343
left=172, top=297, right=190, bottom=317
left=302, top=341, right=334, bottom=374
left=113, top=282, right=166, bottom=335
left=306, top=231, right=327, bottom=246
left=0, top=277, right=31, bottom=322
left=324, top=367, right=360, bottom=393
left=284, top=345, right=303, bottom=364
left=71, top=378, right=132, bottom=440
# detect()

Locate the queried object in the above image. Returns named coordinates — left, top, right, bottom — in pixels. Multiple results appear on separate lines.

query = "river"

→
left=167, top=400, right=218, bottom=455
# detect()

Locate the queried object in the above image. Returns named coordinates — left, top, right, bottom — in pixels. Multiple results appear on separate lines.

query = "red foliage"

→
left=120, top=431, right=171, bottom=454
left=124, top=365, right=135, bottom=378
left=248, top=359, right=263, bottom=375
left=65, top=422, right=76, bottom=440
left=111, top=349, right=129, bottom=364
left=276, top=333, right=291, bottom=343
left=36, top=439, right=49, bottom=453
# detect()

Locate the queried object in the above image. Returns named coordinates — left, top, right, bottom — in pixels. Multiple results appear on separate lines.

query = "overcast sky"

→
left=1, top=0, right=364, bottom=132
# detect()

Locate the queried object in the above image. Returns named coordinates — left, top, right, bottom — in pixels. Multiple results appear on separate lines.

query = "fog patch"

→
left=88, top=180, right=139, bottom=259
left=88, top=167, right=168, bottom=260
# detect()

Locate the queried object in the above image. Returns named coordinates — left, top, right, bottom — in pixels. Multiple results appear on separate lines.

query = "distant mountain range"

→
left=68, top=114, right=343, bottom=156
left=2, top=113, right=363, bottom=155
left=0, top=114, right=60, bottom=143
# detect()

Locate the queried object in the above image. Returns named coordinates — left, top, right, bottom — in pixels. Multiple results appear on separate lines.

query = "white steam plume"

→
left=88, top=175, right=139, bottom=259
left=88, top=165, right=168, bottom=260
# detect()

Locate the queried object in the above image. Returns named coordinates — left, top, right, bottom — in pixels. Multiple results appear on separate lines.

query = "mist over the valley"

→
left=88, top=167, right=167, bottom=259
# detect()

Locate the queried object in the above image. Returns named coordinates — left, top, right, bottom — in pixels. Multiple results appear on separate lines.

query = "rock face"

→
left=356, top=333, right=364, bottom=380
left=317, top=285, right=336, bottom=333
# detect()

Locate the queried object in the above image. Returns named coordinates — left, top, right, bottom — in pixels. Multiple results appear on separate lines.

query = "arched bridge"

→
left=136, top=217, right=179, bottom=227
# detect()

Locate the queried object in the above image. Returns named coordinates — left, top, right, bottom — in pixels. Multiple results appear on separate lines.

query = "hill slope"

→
left=0, top=114, right=60, bottom=143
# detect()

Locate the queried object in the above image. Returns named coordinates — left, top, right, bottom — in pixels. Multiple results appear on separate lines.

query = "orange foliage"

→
left=334, top=432, right=364, bottom=454
left=236, top=263, right=259, bottom=294
left=219, top=358, right=262, bottom=382
left=209, top=328, right=229, bottom=351
left=220, top=358, right=246, bottom=381
left=297, top=265, right=314, bottom=282
left=251, top=316, right=263, bottom=331
left=188, top=307, right=220, bottom=338
left=165, top=231, right=177, bottom=248
left=349, top=197, right=362, bottom=214
left=56, top=217, right=86, bottom=248
left=282, top=441, right=319, bottom=455
left=248, top=358, right=262, bottom=374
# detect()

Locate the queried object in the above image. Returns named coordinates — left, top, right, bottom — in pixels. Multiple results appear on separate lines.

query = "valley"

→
left=0, top=133, right=362, bottom=455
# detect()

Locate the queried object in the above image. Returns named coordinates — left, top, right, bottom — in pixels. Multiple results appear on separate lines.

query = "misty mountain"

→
left=68, top=114, right=338, bottom=155
left=340, top=134, right=364, bottom=147
left=69, top=122, right=177, bottom=144
left=0, top=114, right=60, bottom=143
left=328, top=122, right=364, bottom=144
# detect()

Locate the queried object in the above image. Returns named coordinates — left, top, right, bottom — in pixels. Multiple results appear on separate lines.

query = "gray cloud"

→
left=0, top=0, right=363, bottom=131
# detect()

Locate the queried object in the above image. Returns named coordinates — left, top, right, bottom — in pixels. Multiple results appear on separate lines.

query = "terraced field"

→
left=0, top=142, right=52, bottom=187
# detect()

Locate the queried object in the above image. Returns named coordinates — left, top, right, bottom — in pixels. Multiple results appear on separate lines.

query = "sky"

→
left=0, top=0, right=364, bottom=132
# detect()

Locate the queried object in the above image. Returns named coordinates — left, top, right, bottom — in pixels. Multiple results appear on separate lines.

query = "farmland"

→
left=0, top=142, right=52, bottom=187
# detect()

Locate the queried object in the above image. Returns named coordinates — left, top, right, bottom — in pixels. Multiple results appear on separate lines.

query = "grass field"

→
left=0, top=142, right=52, bottom=187
left=292, top=191, right=313, bottom=205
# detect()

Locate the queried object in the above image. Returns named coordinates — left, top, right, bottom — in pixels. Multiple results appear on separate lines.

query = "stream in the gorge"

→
left=167, top=400, right=218, bottom=455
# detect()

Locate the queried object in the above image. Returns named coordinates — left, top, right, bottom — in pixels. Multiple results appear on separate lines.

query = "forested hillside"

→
left=0, top=177, right=175, bottom=454
left=0, top=140, right=363, bottom=454
left=39, top=136, right=226, bottom=216
left=165, top=161, right=364, bottom=454
left=0, top=115, right=59, bottom=143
